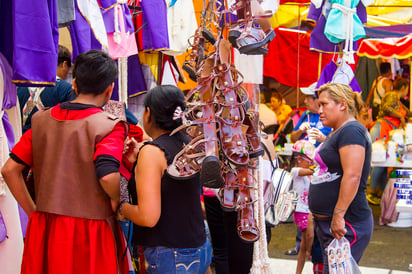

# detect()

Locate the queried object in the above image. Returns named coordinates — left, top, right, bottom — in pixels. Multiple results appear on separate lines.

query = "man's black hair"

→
left=380, top=62, right=391, bottom=75
left=72, top=50, right=118, bottom=95
left=58, top=45, right=72, bottom=67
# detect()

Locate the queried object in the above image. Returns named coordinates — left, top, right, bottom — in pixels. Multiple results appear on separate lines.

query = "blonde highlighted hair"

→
left=317, top=83, right=364, bottom=116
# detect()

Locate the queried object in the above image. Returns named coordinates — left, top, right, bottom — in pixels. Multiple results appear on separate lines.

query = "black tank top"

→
left=129, top=132, right=206, bottom=248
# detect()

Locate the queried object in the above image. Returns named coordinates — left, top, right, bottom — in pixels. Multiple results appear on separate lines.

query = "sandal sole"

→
left=239, top=29, right=275, bottom=54
left=200, top=155, right=225, bottom=188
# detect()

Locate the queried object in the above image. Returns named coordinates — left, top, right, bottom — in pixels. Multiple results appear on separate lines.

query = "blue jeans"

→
left=144, top=238, right=212, bottom=273
left=369, top=122, right=387, bottom=191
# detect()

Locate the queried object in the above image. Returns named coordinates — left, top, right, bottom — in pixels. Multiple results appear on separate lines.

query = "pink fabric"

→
left=380, top=178, right=399, bottom=225
left=107, top=5, right=138, bottom=59
left=293, top=212, right=309, bottom=231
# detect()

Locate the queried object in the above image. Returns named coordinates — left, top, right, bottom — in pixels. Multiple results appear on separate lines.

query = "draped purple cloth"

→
left=307, top=2, right=367, bottom=54
left=316, top=61, right=361, bottom=93
left=111, top=54, right=147, bottom=100
left=140, top=0, right=169, bottom=51
left=68, top=0, right=102, bottom=63
left=100, top=2, right=135, bottom=34
left=12, top=0, right=59, bottom=87
left=0, top=0, right=13, bottom=67
left=0, top=52, right=17, bottom=151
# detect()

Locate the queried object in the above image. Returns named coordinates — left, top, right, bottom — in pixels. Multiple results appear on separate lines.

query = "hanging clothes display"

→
left=0, top=51, right=24, bottom=274
left=112, top=54, right=147, bottom=100
left=307, top=1, right=367, bottom=56
left=12, top=0, right=59, bottom=87
left=101, top=1, right=138, bottom=59
left=316, top=60, right=362, bottom=92
left=140, top=0, right=170, bottom=52
left=56, top=0, right=75, bottom=27
left=69, top=0, right=105, bottom=62
left=0, top=0, right=13, bottom=67
left=162, top=0, right=198, bottom=56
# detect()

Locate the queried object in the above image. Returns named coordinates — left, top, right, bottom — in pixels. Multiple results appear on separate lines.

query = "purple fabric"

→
left=18, top=205, right=28, bottom=238
left=308, top=2, right=366, bottom=54
left=12, top=0, right=59, bottom=87
left=0, top=0, right=13, bottom=66
left=316, top=61, right=361, bottom=93
left=101, top=3, right=134, bottom=34
left=140, top=0, right=169, bottom=51
left=0, top=52, right=17, bottom=151
left=111, top=54, right=147, bottom=100
left=69, top=0, right=102, bottom=63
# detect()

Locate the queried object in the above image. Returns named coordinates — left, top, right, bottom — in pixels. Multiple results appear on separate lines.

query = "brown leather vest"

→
left=31, top=108, right=120, bottom=219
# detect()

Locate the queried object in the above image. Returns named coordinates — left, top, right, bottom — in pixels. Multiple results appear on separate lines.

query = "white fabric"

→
left=0, top=61, right=24, bottom=274
left=311, top=0, right=323, bottom=9
left=360, top=0, right=374, bottom=7
left=332, top=61, right=355, bottom=85
left=160, top=60, right=178, bottom=86
left=162, top=0, right=198, bottom=56
left=291, top=167, right=310, bottom=213
left=227, top=0, right=279, bottom=15
left=234, top=49, right=263, bottom=84
left=77, top=0, right=108, bottom=50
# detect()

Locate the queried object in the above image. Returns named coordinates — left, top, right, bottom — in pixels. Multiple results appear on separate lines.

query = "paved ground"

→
left=267, top=203, right=412, bottom=272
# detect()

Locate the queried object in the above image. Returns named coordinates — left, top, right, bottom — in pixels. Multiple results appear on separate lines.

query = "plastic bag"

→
left=327, top=237, right=361, bottom=274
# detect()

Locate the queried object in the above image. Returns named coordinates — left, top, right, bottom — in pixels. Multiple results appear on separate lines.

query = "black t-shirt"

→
left=309, top=121, right=372, bottom=223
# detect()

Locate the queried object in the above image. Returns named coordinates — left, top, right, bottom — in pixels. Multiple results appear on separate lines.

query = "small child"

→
left=289, top=140, right=315, bottom=274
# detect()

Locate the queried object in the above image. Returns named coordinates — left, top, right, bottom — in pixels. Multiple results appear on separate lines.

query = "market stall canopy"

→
left=357, top=33, right=412, bottom=59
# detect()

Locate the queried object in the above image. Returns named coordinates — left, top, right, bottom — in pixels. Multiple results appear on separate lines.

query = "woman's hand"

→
left=123, top=137, right=139, bottom=163
left=331, top=209, right=347, bottom=239
left=307, top=128, right=326, bottom=143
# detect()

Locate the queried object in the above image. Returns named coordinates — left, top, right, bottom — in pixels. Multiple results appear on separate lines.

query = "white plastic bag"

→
left=327, top=237, right=361, bottom=274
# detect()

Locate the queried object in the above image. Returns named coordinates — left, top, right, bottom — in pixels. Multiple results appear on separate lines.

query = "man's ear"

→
left=106, top=82, right=115, bottom=99
left=72, top=78, right=79, bottom=96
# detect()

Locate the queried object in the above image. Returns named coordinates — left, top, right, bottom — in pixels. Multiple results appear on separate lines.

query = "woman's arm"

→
left=332, top=144, right=365, bottom=239
left=1, top=158, right=36, bottom=216
left=121, top=144, right=165, bottom=227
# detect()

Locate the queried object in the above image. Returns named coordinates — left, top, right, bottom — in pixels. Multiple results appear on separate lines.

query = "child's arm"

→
left=298, top=168, right=313, bottom=177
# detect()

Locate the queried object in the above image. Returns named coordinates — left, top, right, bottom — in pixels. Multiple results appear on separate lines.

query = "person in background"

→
left=309, top=83, right=373, bottom=271
left=287, top=82, right=332, bottom=269
left=367, top=78, right=412, bottom=205
left=119, top=85, right=212, bottom=273
left=290, top=82, right=332, bottom=147
left=288, top=140, right=315, bottom=274
left=1, top=50, right=130, bottom=274
left=270, top=90, right=292, bottom=125
left=365, top=62, right=393, bottom=121
left=18, top=45, right=75, bottom=133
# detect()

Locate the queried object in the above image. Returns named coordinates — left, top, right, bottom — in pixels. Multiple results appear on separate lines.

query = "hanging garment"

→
left=101, top=2, right=138, bottom=59
left=234, top=50, right=263, bottom=85
left=12, top=0, right=59, bottom=87
left=307, top=1, right=367, bottom=55
left=161, top=0, right=198, bottom=56
left=140, top=0, right=169, bottom=51
left=69, top=0, right=105, bottom=62
left=0, top=0, right=13, bottom=66
left=316, top=60, right=361, bottom=92
left=56, top=0, right=75, bottom=27
left=324, top=0, right=369, bottom=63
left=0, top=51, right=24, bottom=274
left=128, top=0, right=144, bottom=51
left=112, top=54, right=147, bottom=101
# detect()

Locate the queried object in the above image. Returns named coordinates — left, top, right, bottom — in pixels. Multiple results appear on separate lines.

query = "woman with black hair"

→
left=119, top=85, right=212, bottom=273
